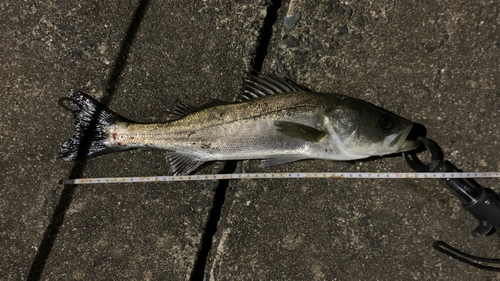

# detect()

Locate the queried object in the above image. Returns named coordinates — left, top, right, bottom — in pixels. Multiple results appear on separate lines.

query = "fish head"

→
left=324, top=97, right=420, bottom=158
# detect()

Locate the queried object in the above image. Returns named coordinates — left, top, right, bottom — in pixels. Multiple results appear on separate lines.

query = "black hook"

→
left=403, top=137, right=444, bottom=172
left=403, top=137, right=500, bottom=237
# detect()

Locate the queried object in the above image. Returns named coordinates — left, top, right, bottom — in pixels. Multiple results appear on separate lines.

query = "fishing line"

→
left=60, top=172, right=500, bottom=185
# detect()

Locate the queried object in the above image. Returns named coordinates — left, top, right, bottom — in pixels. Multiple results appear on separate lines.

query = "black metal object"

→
left=404, top=137, right=500, bottom=237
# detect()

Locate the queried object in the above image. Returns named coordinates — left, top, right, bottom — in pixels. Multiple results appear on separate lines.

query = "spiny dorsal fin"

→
left=169, top=99, right=229, bottom=120
left=274, top=121, right=327, bottom=142
left=166, top=152, right=204, bottom=175
left=235, top=71, right=311, bottom=102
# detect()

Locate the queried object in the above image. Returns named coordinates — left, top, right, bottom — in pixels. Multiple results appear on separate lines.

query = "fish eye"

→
left=378, top=114, right=393, bottom=129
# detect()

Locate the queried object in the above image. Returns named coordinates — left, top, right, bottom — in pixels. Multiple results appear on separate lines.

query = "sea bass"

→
left=60, top=73, right=419, bottom=175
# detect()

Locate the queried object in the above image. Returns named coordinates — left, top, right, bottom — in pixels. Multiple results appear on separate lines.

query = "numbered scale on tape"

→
left=59, top=172, right=500, bottom=185
left=59, top=137, right=500, bottom=271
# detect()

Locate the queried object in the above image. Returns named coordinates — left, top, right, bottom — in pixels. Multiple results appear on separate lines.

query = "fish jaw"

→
left=372, top=123, right=420, bottom=155
left=317, top=116, right=420, bottom=160
left=392, top=124, right=420, bottom=153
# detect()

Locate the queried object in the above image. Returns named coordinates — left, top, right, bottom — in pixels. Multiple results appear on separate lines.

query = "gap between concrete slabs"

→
left=28, top=1, right=151, bottom=280
left=203, top=0, right=500, bottom=280
left=24, top=1, right=267, bottom=280
left=190, top=3, right=284, bottom=281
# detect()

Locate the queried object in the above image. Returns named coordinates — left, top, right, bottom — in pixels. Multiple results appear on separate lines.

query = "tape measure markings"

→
left=60, top=172, right=500, bottom=185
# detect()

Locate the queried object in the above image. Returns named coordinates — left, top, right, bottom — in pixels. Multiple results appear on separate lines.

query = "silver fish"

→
left=60, top=73, right=419, bottom=175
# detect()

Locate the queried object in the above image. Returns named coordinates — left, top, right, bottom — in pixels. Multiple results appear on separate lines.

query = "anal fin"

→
left=166, top=152, right=204, bottom=175
left=274, top=121, right=327, bottom=142
left=259, top=156, right=305, bottom=168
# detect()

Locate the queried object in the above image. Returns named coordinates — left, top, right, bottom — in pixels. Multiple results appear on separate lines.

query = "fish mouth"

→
left=392, top=124, right=420, bottom=152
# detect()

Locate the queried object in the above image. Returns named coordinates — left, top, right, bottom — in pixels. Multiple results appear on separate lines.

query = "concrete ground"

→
left=1, top=0, right=499, bottom=280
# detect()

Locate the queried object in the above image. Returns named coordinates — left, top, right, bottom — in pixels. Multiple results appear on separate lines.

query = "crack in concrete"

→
left=189, top=1, right=284, bottom=280
left=27, top=1, right=151, bottom=280
left=27, top=1, right=282, bottom=279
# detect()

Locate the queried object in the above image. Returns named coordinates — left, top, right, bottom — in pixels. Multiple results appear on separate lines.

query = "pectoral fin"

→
left=274, top=121, right=327, bottom=142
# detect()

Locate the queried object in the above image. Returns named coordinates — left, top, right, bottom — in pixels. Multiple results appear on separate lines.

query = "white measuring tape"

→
left=60, top=172, right=500, bottom=185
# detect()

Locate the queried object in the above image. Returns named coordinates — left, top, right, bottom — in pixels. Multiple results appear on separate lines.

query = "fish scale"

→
left=60, top=73, right=420, bottom=175
left=110, top=92, right=324, bottom=157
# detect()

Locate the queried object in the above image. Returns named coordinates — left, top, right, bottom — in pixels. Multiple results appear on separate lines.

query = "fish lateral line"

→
left=60, top=72, right=422, bottom=175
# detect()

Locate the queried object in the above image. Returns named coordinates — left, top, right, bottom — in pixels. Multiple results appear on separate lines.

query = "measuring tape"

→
left=60, top=172, right=500, bottom=185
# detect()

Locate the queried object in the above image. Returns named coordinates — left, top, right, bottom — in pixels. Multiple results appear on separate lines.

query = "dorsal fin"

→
left=169, top=102, right=196, bottom=120
left=235, top=71, right=311, bottom=102
left=168, top=99, right=229, bottom=120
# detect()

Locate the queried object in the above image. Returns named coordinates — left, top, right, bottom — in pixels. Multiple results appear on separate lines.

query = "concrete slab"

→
left=206, top=0, right=500, bottom=279
left=0, top=0, right=264, bottom=280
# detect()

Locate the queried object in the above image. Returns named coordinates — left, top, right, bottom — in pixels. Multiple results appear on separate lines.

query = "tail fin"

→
left=60, top=90, right=133, bottom=161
